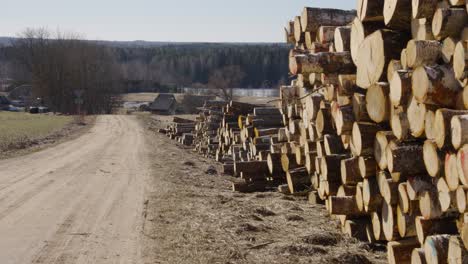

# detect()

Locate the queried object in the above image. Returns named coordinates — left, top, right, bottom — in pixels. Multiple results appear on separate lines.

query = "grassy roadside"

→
left=0, top=112, right=94, bottom=159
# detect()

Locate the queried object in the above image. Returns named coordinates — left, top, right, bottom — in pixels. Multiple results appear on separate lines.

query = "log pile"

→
left=159, top=1, right=468, bottom=263
left=284, top=1, right=468, bottom=263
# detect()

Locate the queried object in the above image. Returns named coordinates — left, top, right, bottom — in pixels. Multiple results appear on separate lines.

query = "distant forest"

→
left=0, top=39, right=291, bottom=93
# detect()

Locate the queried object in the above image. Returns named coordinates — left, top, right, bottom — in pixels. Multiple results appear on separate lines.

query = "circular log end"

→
left=423, top=140, right=440, bottom=177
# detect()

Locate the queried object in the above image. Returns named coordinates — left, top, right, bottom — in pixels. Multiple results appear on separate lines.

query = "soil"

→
left=0, top=114, right=387, bottom=264
left=140, top=115, right=387, bottom=264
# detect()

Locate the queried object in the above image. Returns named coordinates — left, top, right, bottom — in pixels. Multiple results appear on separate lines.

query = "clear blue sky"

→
left=3, top=0, right=355, bottom=42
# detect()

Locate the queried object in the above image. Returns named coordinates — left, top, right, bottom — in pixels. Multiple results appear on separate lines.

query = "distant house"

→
left=149, top=94, right=177, bottom=115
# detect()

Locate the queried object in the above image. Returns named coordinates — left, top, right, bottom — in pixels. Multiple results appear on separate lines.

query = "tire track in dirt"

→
left=0, top=115, right=150, bottom=264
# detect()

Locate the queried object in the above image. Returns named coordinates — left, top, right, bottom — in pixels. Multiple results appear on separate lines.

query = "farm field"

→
left=0, top=112, right=93, bottom=158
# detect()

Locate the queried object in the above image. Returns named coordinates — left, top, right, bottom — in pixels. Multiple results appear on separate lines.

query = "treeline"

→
left=0, top=30, right=291, bottom=112
left=10, top=29, right=121, bottom=114
left=115, top=43, right=291, bottom=92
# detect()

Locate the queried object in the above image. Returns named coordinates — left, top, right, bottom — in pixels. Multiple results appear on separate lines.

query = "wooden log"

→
left=397, top=204, right=417, bottom=238
left=316, top=108, right=334, bottom=137
left=445, top=152, right=461, bottom=191
left=454, top=41, right=468, bottom=80
left=304, top=32, right=315, bottom=50
left=234, top=160, right=268, bottom=176
left=382, top=202, right=401, bottom=241
left=448, top=235, right=468, bottom=264
left=356, top=29, right=410, bottom=88
left=423, top=140, right=445, bottom=177
left=386, top=141, right=425, bottom=174
left=463, top=224, right=468, bottom=251
left=286, top=167, right=310, bottom=194
left=324, top=134, right=345, bottom=155
left=308, top=191, right=325, bottom=205
left=412, top=18, right=435, bottom=40
left=371, top=212, right=385, bottom=241
left=380, top=177, right=399, bottom=206
left=390, top=70, right=413, bottom=108
left=335, top=105, right=355, bottom=136
left=311, top=42, right=332, bottom=53
left=289, top=52, right=356, bottom=75
left=412, top=0, right=439, bottom=19
left=232, top=182, right=266, bottom=193
left=300, top=7, right=356, bottom=33
left=407, top=175, right=436, bottom=200
left=424, top=234, right=451, bottom=264
left=363, top=177, right=384, bottom=212
left=426, top=110, right=436, bottom=140
left=398, top=183, right=421, bottom=214
left=432, top=7, right=468, bottom=40
left=411, top=248, right=427, bottom=264
left=285, top=21, right=295, bottom=44
left=435, top=109, right=468, bottom=149
left=420, top=190, right=443, bottom=219
left=350, top=18, right=386, bottom=65
left=416, top=216, right=459, bottom=244
left=328, top=196, right=362, bottom=216
left=436, top=177, right=455, bottom=212
left=443, top=37, right=460, bottom=63
left=293, top=16, right=305, bottom=44
left=456, top=186, right=467, bottom=213
left=353, top=93, right=372, bottom=122
left=366, top=82, right=391, bottom=123
left=387, top=60, right=403, bottom=82
left=357, top=0, right=385, bottom=22
left=406, top=40, right=442, bottom=68
left=387, top=239, right=420, bottom=264
left=352, top=122, right=381, bottom=156
left=343, top=219, right=369, bottom=241
left=254, top=107, right=281, bottom=116
left=341, top=157, right=361, bottom=185
left=281, top=153, right=300, bottom=173
left=457, top=145, right=468, bottom=186
left=321, top=154, right=349, bottom=182
left=408, top=97, right=435, bottom=138
left=401, top=48, right=408, bottom=69
left=384, top=0, right=413, bottom=30
left=267, top=153, right=282, bottom=175
left=391, top=110, right=411, bottom=140
left=304, top=151, right=317, bottom=175
left=334, top=26, right=351, bottom=52
left=359, top=156, right=377, bottom=178
left=412, top=65, right=462, bottom=108
left=317, top=26, right=337, bottom=43
left=375, top=131, right=396, bottom=170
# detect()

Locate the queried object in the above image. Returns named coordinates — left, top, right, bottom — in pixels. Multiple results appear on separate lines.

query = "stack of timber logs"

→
left=285, top=1, right=468, bottom=263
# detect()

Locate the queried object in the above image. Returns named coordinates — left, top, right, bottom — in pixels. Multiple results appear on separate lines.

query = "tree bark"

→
left=300, top=7, right=356, bottom=33
left=290, top=52, right=356, bottom=75
left=432, top=7, right=468, bottom=40
left=406, top=40, right=442, bottom=68
left=384, top=0, right=413, bottom=30
left=412, top=65, right=462, bottom=108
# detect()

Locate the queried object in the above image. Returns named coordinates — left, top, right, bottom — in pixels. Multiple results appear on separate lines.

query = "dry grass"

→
left=0, top=112, right=74, bottom=152
left=140, top=115, right=387, bottom=264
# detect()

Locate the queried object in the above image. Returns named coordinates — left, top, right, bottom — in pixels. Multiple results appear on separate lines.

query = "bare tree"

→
left=12, top=28, right=122, bottom=114
left=208, top=65, right=245, bottom=101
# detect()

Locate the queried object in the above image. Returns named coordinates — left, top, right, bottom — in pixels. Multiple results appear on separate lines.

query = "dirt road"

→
left=0, top=115, right=150, bottom=264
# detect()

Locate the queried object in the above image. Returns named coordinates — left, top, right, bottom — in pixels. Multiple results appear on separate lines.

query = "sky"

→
left=2, top=0, right=355, bottom=42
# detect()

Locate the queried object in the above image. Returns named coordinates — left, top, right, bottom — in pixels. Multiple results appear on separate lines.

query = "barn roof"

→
left=149, top=93, right=176, bottom=111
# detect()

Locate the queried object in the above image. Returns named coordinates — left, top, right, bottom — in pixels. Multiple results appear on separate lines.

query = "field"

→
left=0, top=112, right=74, bottom=154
